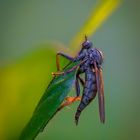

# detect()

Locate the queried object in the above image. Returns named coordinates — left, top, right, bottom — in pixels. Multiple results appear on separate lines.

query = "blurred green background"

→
left=0, top=0, right=140, bottom=140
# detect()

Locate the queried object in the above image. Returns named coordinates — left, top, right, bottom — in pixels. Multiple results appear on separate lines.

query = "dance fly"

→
left=52, top=36, right=105, bottom=125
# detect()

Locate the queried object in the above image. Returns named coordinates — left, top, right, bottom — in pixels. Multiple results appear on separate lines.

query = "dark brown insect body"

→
left=53, top=36, right=105, bottom=125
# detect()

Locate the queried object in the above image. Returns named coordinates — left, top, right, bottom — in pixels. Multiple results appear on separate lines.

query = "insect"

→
left=52, top=36, right=105, bottom=125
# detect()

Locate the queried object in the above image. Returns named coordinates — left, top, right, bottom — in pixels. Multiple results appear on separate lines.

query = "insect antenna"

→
left=85, top=35, right=88, bottom=41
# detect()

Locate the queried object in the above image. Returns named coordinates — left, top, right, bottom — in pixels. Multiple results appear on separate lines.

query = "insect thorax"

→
left=88, top=48, right=103, bottom=65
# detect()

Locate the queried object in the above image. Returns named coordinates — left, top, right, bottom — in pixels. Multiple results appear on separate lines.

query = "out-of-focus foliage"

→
left=1, top=0, right=140, bottom=140
left=71, top=0, right=121, bottom=51
left=0, top=45, right=57, bottom=139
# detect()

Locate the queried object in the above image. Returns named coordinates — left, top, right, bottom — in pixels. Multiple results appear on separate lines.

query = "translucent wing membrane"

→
left=94, top=62, right=105, bottom=123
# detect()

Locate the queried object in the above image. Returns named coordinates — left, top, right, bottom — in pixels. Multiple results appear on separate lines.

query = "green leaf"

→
left=19, top=61, right=79, bottom=140
left=0, top=43, right=71, bottom=140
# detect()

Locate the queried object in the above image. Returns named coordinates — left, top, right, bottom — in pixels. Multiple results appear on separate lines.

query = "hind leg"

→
left=58, top=69, right=84, bottom=111
left=57, top=96, right=81, bottom=111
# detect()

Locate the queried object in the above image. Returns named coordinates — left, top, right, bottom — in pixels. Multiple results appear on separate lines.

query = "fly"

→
left=52, top=36, right=105, bottom=125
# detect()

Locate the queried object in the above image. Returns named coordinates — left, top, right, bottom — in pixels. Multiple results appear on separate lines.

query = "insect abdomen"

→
left=75, top=69, right=97, bottom=125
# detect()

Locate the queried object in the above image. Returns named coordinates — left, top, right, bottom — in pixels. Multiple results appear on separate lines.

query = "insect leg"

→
left=56, top=52, right=75, bottom=71
left=75, top=70, right=82, bottom=97
left=57, top=96, right=81, bottom=111
left=52, top=64, right=78, bottom=76
left=57, top=69, right=85, bottom=111
left=78, top=75, right=85, bottom=87
left=52, top=59, right=87, bottom=76
left=75, top=77, right=80, bottom=96
left=75, top=69, right=85, bottom=95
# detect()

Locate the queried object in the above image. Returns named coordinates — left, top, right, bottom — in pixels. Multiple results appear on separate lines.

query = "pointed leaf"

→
left=19, top=61, right=79, bottom=140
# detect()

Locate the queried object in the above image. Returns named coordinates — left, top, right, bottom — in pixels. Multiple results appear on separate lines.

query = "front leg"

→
left=56, top=52, right=75, bottom=71
left=56, top=51, right=86, bottom=71
left=52, top=50, right=86, bottom=77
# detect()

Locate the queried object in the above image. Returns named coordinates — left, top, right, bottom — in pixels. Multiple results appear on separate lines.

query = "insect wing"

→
left=98, top=69, right=105, bottom=123
left=94, top=62, right=105, bottom=123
